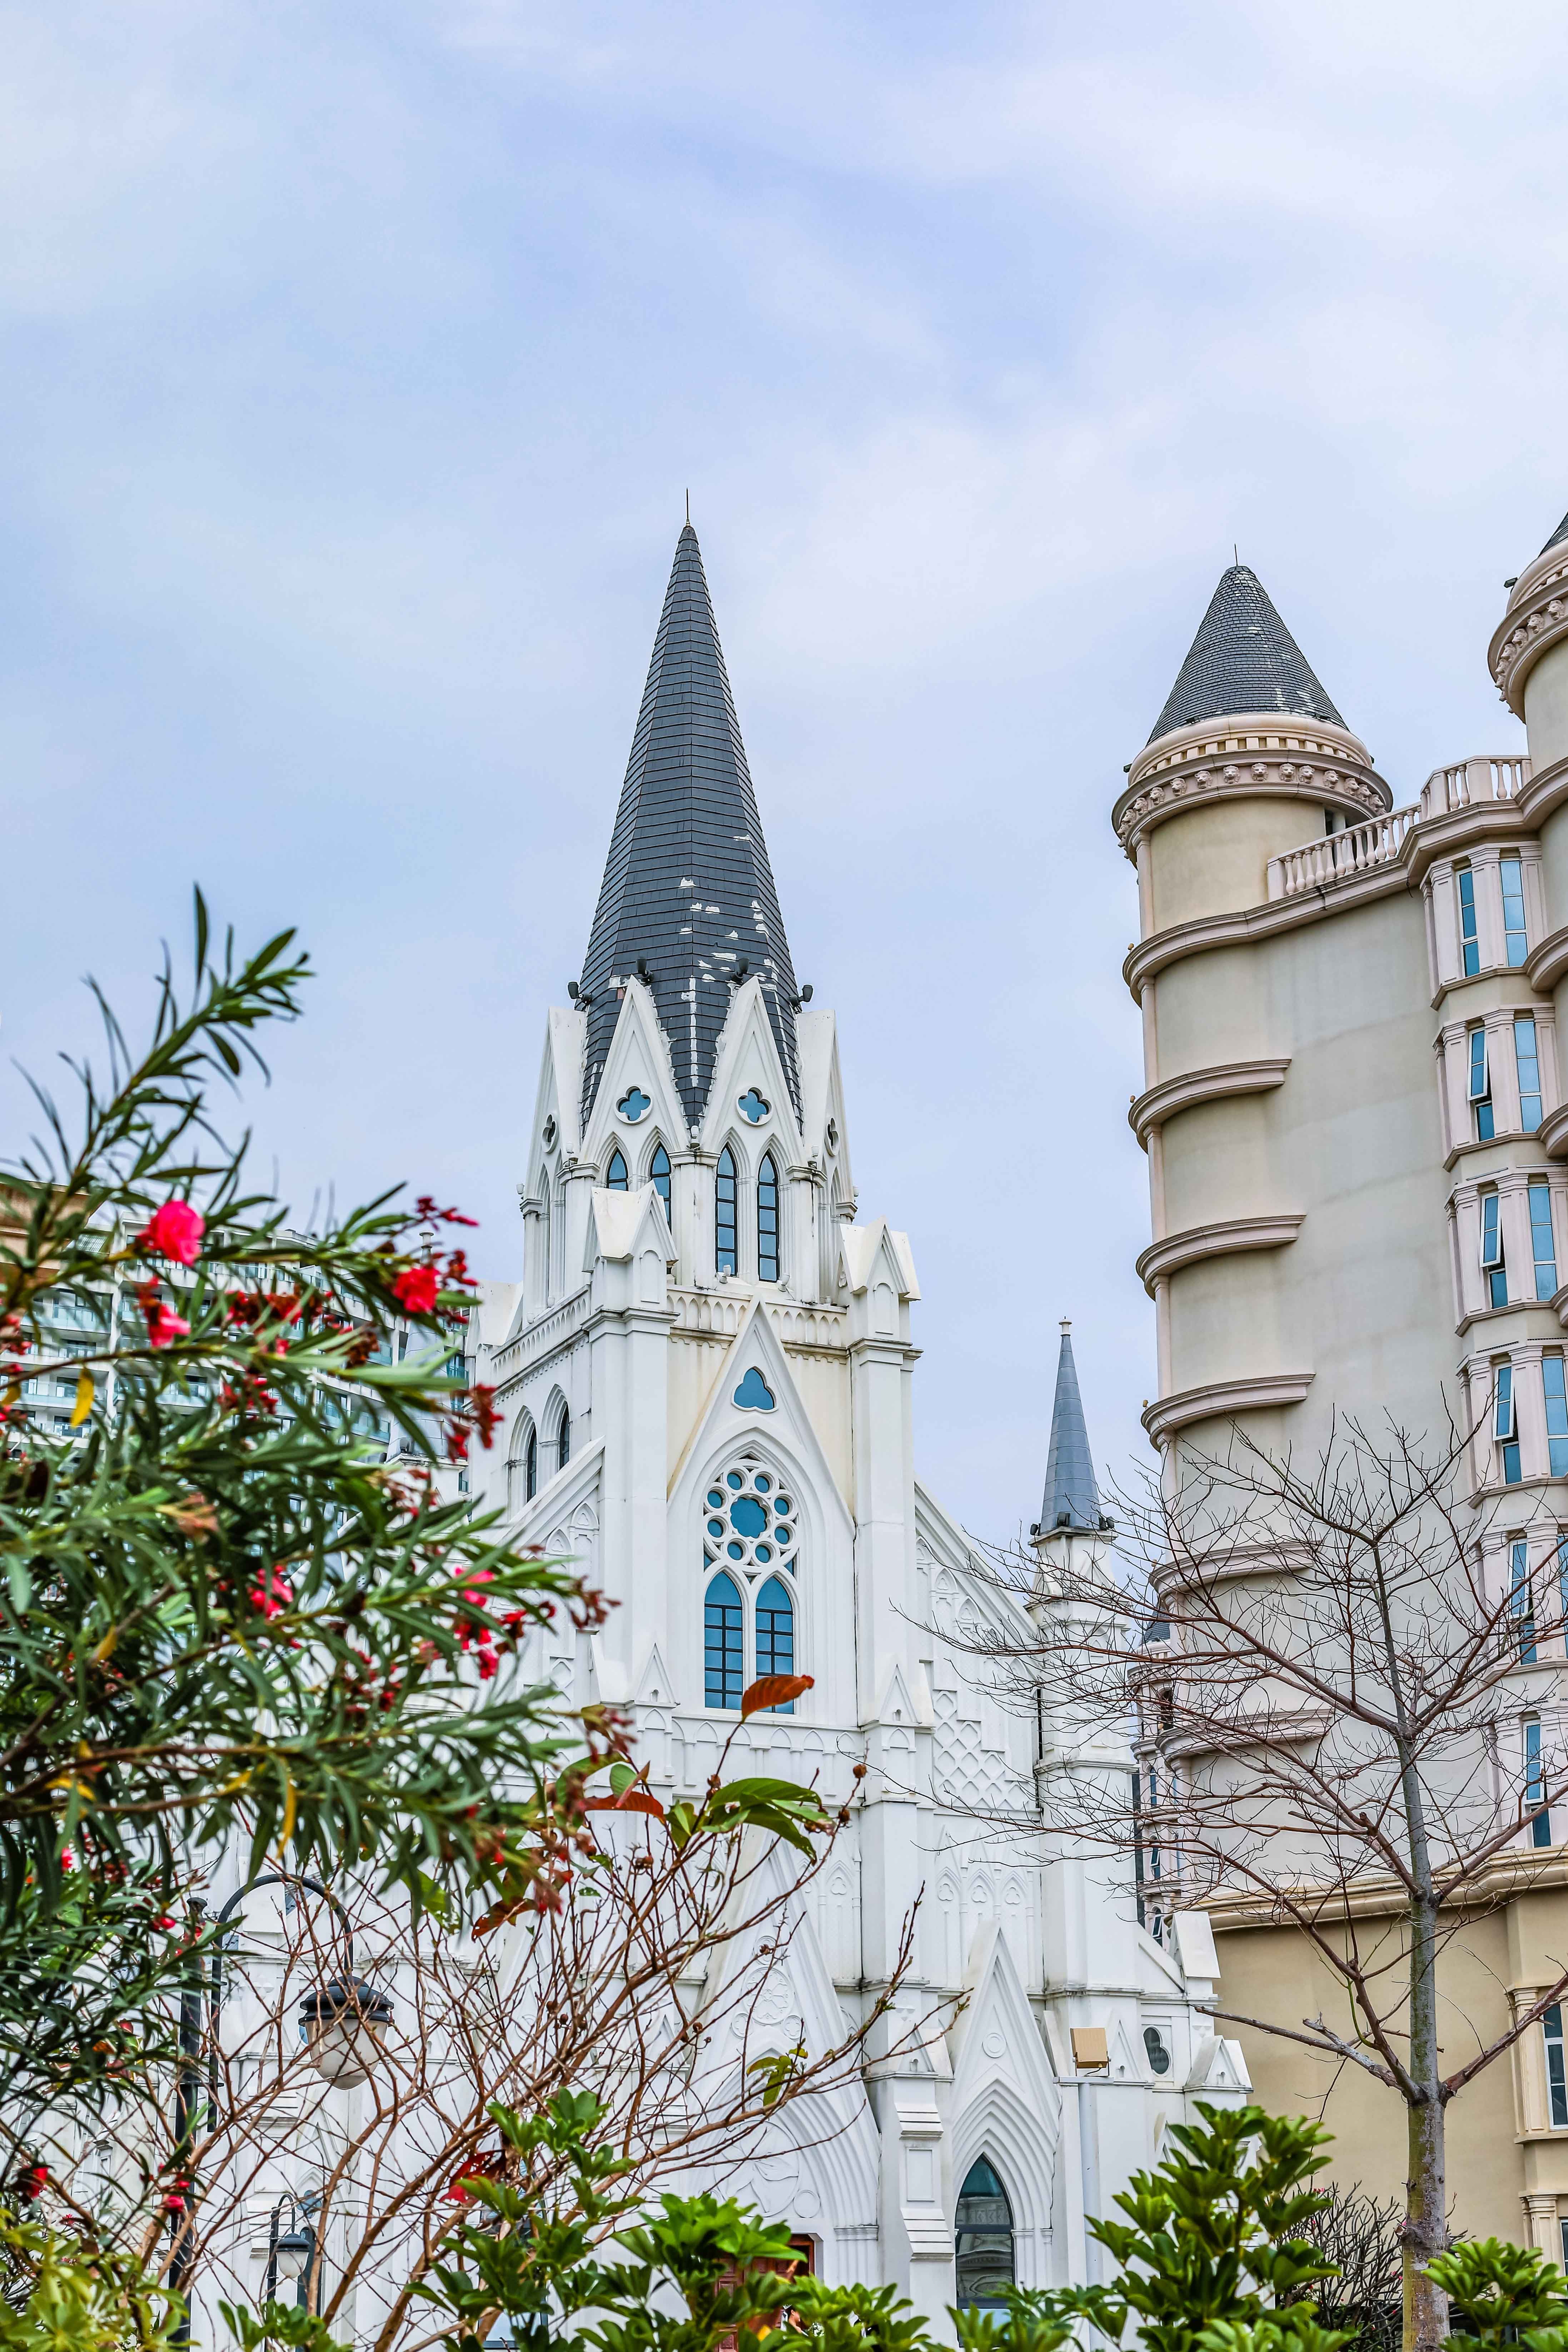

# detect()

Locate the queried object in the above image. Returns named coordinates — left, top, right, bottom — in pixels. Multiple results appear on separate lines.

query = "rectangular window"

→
left=1481, top=1191, right=1507, bottom=1308
left=1502, top=854, right=1529, bottom=966
left=1470, top=1027, right=1495, bottom=1141
left=1458, top=864, right=1480, bottom=975
left=1548, top=2007, right=1568, bottom=2128
left=1517, top=1016, right=1544, bottom=1134
left=1533, top=1182, right=1559, bottom=1302
left=1513, top=1538, right=1538, bottom=1661
left=1132, top=1770, right=1146, bottom=1927
left=1547, top=1357, right=1568, bottom=1479
left=1497, top=1362, right=1522, bottom=1484
left=1527, top=1716, right=1552, bottom=1848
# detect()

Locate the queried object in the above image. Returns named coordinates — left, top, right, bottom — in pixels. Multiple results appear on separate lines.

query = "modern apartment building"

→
left=1118, top=505, right=1568, bottom=2251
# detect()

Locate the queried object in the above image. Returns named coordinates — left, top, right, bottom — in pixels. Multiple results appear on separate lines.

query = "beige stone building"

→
left=1118, top=505, right=1568, bottom=2252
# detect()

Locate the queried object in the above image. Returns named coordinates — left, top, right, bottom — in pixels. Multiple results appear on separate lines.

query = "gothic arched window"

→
left=525, top=1426, right=538, bottom=1502
left=955, top=2158, right=1014, bottom=2308
left=757, top=1153, right=780, bottom=1283
left=557, top=1407, right=571, bottom=1471
left=606, top=1148, right=629, bottom=1190
left=650, top=1143, right=671, bottom=1214
left=755, top=1576, right=795, bottom=1706
left=705, top=1573, right=744, bottom=1709
left=715, top=1148, right=738, bottom=1276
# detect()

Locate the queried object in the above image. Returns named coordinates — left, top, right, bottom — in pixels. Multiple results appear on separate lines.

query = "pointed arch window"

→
left=755, top=1576, right=795, bottom=1706
left=525, top=1427, right=538, bottom=1502
left=557, top=1407, right=571, bottom=1471
left=955, top=2158, right=1015, bottom=2308
left=704, top=1573, right=744, bottom=1709
left=650, top=1143, right=671, bottom=1214
left=716, top=1148, right=738, bottom=1276
left=757, top=1153, right=780, bottom=1283
left=606, top=1149, right=629, bottom=1190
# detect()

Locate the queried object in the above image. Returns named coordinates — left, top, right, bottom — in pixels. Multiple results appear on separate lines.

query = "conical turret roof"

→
left=579, top=524, right=800, bottom=1129
left=1040, top=1321, right=1102, bottom=1534
left=1148, top=563, right=1345, bottom=744
left=1542, top=509, right=1568, bottom=557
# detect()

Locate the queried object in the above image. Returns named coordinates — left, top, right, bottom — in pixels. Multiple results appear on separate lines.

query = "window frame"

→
left=1545, top=1355, right=1568, bottom=1480
left=648, top=1141, right=672, bottom=1215
left=605, top=1148, right=629, bottom=1191
left=1469, top=1026, right=1495, bottom=1141
left=1527, top=1714, right=1552, bottom=1849
left=1457, top=863, right=1480, bottom=977
left=704, top=1571, right=745, bottom=1710
left=1547, top=2005, right=1568, bottom=2129
left=1531, top=1180, right=1559, bottom=1303
left=1512, top=1538, right=1538, bottom=1662
left=715, top=1145, right=739, bottom=1277
left=757, top=1152, right=781, bottom=1284
left=1516, top=1015, right=1544, bottom=1135
left=1501, top=853, right=1529, bottom=968
left=1480, top=1190, right=1507, bottom=1309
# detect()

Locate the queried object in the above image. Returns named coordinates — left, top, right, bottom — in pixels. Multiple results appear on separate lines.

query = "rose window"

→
left=703, top=1463, right=797, bottom=1582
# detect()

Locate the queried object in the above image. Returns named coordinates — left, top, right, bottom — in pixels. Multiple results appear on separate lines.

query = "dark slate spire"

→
left=1040, top=1321, right=1103, bottom=1534
left=579, top=524, right=800, bottom=1130
left=1542, top=508, right=1568, bottom=557
left=1148, top=563, right=1346, bottom=744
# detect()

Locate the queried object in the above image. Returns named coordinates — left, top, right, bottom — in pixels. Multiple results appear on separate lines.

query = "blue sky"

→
left=1, top=0, right=1565, bottom=1539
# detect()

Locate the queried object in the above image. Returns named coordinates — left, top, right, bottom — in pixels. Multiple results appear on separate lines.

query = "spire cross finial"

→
left=686, top=488, right=690, bottom=525
left=1059, top=1316, right=1071, bottom=1334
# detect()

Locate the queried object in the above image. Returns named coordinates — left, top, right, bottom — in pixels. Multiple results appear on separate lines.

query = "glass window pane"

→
left=1517, top=1018, right=1543, bottom=1133
left=650, top=1144, right=671, bottom=1212
left=757, top=1153, right=780, bottom=1283
left=1503, top=857, right=1528, bottom=965
left=1459, top=867, right=1480, bottom=975
left=955, top=2159, right=1014, bottom=2309
left=755, top=1575, right=796, bottom=1704
left=715, top=1148, right=738, bottom=1275
left=704, top=1573, right=744, bottom=1710
left=1513, top=1540, right=1538, bottom=1662
left=1547, top=2007, right=1568, bottom=2128
left=606, top=1149, right=629, bottom=1190
left=1532, top=1182, right=1558, bottom=1302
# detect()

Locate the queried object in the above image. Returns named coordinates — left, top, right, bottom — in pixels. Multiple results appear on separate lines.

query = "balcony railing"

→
left=1419, top=753, right=1531, bottom=819
left=1266, top=804, right=1418, bottom=900
left=1266, top=754, right=1533, bottom=904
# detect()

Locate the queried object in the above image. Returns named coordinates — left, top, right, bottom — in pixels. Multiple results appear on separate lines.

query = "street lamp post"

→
left=165, top=1870, right=392, bottom=2342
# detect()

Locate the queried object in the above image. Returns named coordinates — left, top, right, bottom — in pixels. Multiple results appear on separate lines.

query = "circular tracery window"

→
left=704, top=1461, right=797, bottom=1582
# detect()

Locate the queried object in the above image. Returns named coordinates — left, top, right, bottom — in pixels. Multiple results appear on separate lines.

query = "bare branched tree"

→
left=943, top=1409, right=1568, bottom=2352
left=31, top=1760, right=924, bottom=2351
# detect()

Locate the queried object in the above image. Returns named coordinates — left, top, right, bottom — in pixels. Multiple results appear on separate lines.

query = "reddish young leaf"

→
left=583, top=1789, right=666, bottom=1819
left=740, top=1674, right=814, bottom=1720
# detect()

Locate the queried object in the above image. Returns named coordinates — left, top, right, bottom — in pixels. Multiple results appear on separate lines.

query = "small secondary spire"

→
left=1040, top=1321, right=1103, bottom=1535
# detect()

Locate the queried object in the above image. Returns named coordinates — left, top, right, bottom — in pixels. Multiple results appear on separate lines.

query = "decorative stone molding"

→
left=1135, top=1214, right=1305, bottom=1297
left=1140, top=1371, right=1315, bottom=1447
left=1516, top=750, right=1568, bottom=835
left=1129, top=1058, right=1290, bottom=1149
left=1112, top=712, right=1390, bottom=860
left=1539, top=1103, right=1568, bottom=1163
left=1524, top=923, right=1568, bottom=996
left=1123, top=861, right=1410, bottom=997
left=1490, top=548, right=1568, bottom=715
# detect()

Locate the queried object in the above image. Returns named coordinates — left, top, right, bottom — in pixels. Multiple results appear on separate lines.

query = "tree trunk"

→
left=1403, top=1896, right=1448, bottom=2352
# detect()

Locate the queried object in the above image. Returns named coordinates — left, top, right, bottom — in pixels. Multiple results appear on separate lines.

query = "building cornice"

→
left=1140, top=1371, right=1315, bottom=1447
left=1540, top=1103, right=1568, bottom=1162
left=1112, top=714, right=1391, bottom=862
left=1128, top=1058, right=1290, bottom=1150
left=1135, top=1213, right=1305, bottom=1298
left=1204, top=1844, right=1568, bottom=1934
left=1123, top=861, right=1408, bottom=999
left=1516, top=750, right=1568, bottom=832
left=1525, top=921, right=1568, bottom=996
left=1490, top=550, right=1568, bottom=717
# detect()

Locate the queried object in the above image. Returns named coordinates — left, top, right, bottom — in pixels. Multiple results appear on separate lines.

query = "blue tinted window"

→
left=716, top=1148, right=738, bottom=1275
left=1482, top=1193, right=1506, bottom=1308
left=650, top=1144, right=671, bottom=1212
left=738, top=1088, right=770, bottom=1123
left=1546, top=2005, right=1568, bottom=2125
left=1470, top=1028, right=1494, bottom=1140
left=730, top=1496, right=768, bottom=1538
left=525, top=1427, right=538, bottom=1500
left=1532, top=1182, right=1558, bottom=1302
left=755, top=1576, right=796, bottom=1705
left=1517, top=1018, right=1543, bottom=1134
left=558, top=1407, right=570, bottom=1469
left=1458, top=866, right=1479, bottom=975
left=606, top=1149, right=629, bottom=1190
left=705, top=1573, right=744, bottom=1709
left=1502, top=855, right=1528, bottom=966
left=1528, top=1717, right=1551, bottom=1848
left=1547, top=1358, right=1568, bottom=1480
left=617, top=1087, right=651, bottom=1122
left=1513, top=1539, right=1538, bottom=1661
left=757, top=1153, right=780, bottom=1283
left=955, top=2159, right=1014, bottom=2310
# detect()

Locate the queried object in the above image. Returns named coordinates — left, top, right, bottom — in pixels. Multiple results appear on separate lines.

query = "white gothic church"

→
left=467, top=524, right=1247, bottom=2316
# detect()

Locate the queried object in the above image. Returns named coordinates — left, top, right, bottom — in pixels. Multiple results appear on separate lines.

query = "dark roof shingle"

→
left=1148, top=563, right=1345, bottom=745
left=579, top=526, right=799, bottom=1129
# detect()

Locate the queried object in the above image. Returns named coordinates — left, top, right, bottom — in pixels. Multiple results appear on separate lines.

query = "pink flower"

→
left=476, top=1644, right=499, bottom=1681
left=392, top=1264, right=439, bottom=1316
left=139, top=1201, right=205, bottom=1266
left=143, top=1299, right=191, bottom=1349
left=248, top=1568, right=293, bottom=1621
